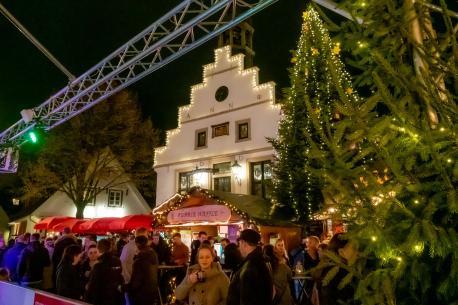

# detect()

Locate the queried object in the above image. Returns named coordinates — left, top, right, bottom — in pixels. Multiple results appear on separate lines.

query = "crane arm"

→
left=0, top=0, right=279, bottom=173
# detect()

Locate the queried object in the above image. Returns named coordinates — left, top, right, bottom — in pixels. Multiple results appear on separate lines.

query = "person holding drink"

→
left=175, top=244, right=229, bottom=305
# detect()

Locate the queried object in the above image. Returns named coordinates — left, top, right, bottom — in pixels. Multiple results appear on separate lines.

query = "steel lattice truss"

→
left=0, top=0, right=278, bottom=173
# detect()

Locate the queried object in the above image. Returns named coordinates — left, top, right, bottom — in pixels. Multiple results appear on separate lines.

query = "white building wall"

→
left=14, top=180, right=151, bottom=233
left=154, top=46, right=281, bottom=205
left=33, top=181, right=150, bottom=219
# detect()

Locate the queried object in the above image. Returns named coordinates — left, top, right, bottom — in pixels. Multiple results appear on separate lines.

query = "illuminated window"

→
left=108, top=189, right=123, bottom=207
left=212, top=122, right=229, bottom=138
left=195, top=128, right=208, bottom=149
left=178, top=172, right=194, bottom=193
left=214, top=176, right=231, bottom=192
left=250, top=161, right=272, bottom=199
left=235, top=119, right=251, bottom=142
left=213, top=162, right=232, bottom=174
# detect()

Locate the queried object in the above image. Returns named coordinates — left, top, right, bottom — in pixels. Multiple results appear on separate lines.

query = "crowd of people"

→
left=0, top=227, right=357, bottom=305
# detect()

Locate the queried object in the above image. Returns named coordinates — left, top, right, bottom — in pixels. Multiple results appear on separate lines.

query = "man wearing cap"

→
left=227, top=229, right=273, bottom=305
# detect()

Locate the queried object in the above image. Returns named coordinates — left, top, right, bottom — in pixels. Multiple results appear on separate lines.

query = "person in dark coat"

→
left=1, top=234, right=28, bottom=282
left=56, top=244, right=83, bottom=300
left=227, top=229, right=273, bottom=305
left=85, top=238, right=124, bottom=305
left=128, top=236, right=159, bottom=305
left=116, top=233, right=129, bottom=257
left=52, top=227, right=77, bottom=287
left=221, top=243, right=242, bottom=272
left=151, top=233, right=171, bottom=265
left=80, top=244, right=99, bottom=292
left=190, top=231, right=207, bottom=264
left=17, top=233, right=51, bottom=288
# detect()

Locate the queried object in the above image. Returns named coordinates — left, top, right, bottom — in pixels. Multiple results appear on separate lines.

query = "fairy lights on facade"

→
left=154, top=46, right=278, bottom=164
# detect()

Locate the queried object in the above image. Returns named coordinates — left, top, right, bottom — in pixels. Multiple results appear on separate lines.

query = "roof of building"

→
left=154, top=187, right=298, bottom=227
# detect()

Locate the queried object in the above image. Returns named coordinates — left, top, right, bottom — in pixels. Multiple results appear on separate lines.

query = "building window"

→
left=212, top=122, right=229, bottom=138
left=250, top=161, right=272, bottom=199
left=214, top=176, right=231, bottom=192
left=178, top=172, right=194, bottom=194
left=108, top=189, right=123, bottom=207
left=213, top=162, right=232, bottom=174
left=235, top=119, right=251, bottom=142
left=195, top=128, right=208, bottom=149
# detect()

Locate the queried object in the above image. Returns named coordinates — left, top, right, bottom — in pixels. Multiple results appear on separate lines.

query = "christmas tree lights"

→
left=269, top=6, right=360, bottom=222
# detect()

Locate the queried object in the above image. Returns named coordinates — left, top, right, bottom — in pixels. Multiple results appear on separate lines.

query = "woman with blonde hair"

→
left=263, top=244, right=293, bottom=305
left=275, top=238, right=290, bottom=266
left=176, top=244, right=229, bottom=305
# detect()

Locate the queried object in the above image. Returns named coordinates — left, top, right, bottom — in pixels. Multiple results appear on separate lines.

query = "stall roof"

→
left=154, top=188, right=299, bottom=227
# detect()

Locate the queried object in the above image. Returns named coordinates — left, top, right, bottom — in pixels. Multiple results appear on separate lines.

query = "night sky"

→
left=0, top=0, right=306, bottom=134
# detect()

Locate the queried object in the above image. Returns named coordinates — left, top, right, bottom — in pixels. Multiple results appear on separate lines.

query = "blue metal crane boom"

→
left=0, top=0, right=279, bottom=173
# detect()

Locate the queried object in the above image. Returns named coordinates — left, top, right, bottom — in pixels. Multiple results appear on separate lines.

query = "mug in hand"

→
left=196, top=271, right=205, bottom=282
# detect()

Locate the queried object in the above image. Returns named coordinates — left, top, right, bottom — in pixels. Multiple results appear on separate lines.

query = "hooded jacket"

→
left=175, top=262, right=229, bottom=305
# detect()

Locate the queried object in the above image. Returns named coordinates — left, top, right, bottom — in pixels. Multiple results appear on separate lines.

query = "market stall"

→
left=34, top=216, right=74, bottom=231
left=153, top=188, right=302, bottom=251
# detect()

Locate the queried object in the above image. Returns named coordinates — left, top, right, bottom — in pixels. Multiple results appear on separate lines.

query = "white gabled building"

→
left=9, top=154, right=151, bottom=235
left=154, top=46, right=281, bottom=205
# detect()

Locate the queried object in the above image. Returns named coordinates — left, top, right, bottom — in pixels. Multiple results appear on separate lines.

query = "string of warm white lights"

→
left=273, top=6, right=362, bottom=221
left=154, top=46, right=279, bottom=162
left=153, top=188, right=258, bottom=227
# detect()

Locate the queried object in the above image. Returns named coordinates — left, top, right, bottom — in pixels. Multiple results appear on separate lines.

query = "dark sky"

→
left=0, top=0, right=306, bottom=134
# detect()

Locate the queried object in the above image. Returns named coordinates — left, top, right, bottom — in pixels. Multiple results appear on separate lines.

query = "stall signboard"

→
left=167, top=205, right=231, bottom=224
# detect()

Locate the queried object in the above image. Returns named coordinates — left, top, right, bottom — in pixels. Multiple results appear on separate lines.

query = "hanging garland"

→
left=153, top=187, right=258, bottom=226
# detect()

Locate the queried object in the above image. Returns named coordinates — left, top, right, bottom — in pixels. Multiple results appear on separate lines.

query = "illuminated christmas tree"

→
left=270, top=6, right=360, bottom=222
left=304, top=1, right=457, bottom=304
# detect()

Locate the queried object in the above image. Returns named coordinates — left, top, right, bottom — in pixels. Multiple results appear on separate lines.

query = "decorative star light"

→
left=346, top=87, right=353, bottom=94
left=332, top=43, right=341, bottom=55
left=311, top=48, right=319, bottom=56
left=302, top=11, right=309, bottom=20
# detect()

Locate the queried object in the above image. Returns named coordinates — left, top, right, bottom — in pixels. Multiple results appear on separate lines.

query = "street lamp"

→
left=190, top=166, right=216, bottom=187
left=231, top=160, right=242, bottom=185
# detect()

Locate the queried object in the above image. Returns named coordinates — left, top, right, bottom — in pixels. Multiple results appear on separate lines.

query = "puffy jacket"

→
left=128, top=248, right=159, bottom=305
left=85, top=252, right=124, bottom=305
left=17, top=241, right=50, bottom=284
